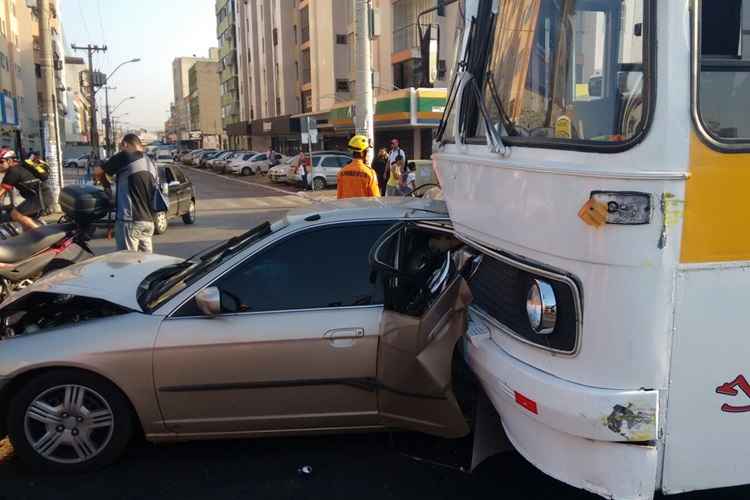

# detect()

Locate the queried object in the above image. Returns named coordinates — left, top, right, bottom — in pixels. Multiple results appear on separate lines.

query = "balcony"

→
left=393, top=23, right=420, bottom=53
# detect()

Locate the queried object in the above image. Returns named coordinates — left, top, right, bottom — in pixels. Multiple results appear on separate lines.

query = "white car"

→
left=268, top=157, right=297, bottom=183
left=288, top=152, right=352, bottom=190
left=64, top=154, right=91, bottom=169
left=227, top=152, right=283, bottom=176
left=205, top=151, right=233, bottom=170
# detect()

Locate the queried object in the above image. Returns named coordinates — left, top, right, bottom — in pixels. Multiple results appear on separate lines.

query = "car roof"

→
left=283, top=197, right=448, bottom=228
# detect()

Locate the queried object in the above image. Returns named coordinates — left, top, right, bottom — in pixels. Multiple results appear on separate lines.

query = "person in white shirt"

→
left=385, top=138, right=406, bottom=196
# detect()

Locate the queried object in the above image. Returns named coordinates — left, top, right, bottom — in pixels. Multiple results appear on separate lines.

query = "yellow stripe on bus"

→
left=681, top=134, right=750, bottom=263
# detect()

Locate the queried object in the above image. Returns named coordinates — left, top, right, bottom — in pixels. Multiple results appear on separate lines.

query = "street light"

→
left=112, top=96, right=135, bottom=115
left=98, top=58, right=141, bottom=156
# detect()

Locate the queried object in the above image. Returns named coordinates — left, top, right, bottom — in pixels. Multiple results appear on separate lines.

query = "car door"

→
left=318, top=156, right=339, bottom=184
left=368, top=221, right=475, bottom=438
left=161, top=166, right=181, bottom=216
left=153, top=221, right=395, bottom=434
left=171, top=167, right=191, bottom=214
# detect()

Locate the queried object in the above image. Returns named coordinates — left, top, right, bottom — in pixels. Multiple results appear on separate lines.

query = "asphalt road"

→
left=1, top=165, right=749, bottom=499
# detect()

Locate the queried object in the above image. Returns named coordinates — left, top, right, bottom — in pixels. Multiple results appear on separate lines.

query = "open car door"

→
left=369, top=222, right=480, bottom=438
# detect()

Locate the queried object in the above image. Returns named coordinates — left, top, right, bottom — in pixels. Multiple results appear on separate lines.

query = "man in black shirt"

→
left=0, top=149, right=42, bottom=230
left=95, top=134, right=158, bottom=252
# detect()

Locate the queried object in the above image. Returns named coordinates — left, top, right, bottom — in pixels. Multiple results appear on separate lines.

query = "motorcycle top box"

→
left=59, top=184, right=111, bottom=224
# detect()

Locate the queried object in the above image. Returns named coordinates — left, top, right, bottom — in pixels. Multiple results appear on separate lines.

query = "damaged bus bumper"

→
left=465, top=314, right=659, bottom=500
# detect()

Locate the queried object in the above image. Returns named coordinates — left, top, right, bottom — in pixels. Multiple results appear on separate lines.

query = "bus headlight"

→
left=526, top=279, right=557, bottom=335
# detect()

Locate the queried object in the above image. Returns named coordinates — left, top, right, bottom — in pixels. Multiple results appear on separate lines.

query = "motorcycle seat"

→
left=0, top=223, right=76, bottom=264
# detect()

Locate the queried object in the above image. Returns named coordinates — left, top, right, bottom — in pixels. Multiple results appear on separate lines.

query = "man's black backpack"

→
left=22, top=159, right=50, bottom=182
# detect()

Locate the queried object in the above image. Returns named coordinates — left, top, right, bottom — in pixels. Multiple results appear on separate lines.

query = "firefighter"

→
left=336, top=135, right=381, bottom=199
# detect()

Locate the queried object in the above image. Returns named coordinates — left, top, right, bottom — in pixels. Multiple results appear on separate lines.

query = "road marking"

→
left=184, top=165, right=306, bottom=198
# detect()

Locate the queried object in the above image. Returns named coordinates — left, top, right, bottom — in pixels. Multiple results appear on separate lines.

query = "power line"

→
left=77, top=0, right=91, bottom=40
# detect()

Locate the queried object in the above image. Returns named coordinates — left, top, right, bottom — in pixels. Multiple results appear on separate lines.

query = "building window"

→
left=273, top=28, right=278, bottom=46
left=295, top=61, right=299, bottom=80
left=293, top=25, right=297, bottom=44
left=300, top=6, right=310, bottom=44
left=393, top=58, right=422, bottom=90
left=336, top=34, right=348, bottom=45
left=301, top=49, right=311, bottom=84
left=336, top=79, right=350, bottom=92
left=276, top=97, right=281, bottom=115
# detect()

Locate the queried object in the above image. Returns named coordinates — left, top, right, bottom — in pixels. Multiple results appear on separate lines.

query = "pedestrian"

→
left=385, top=138, right=406, bottom=196
left=371, top=148, right=388, bottom=195
left=94, top=133, right=159, bottom=253
left=0, top=149, right=44, bottom=230
left=336, top=135, right=380, bottom=199
left=297, top=150, right=309, bottom=190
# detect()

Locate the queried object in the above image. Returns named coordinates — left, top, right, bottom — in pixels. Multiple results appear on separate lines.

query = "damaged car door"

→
left=369, top=222, right=476, bottom=438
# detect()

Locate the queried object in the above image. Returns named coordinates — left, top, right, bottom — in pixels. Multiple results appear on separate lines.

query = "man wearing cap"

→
left=0, top=149, right=42, bottom=230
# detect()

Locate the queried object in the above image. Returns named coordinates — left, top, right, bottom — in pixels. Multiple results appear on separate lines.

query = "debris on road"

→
left=297, top=465, right=313, bottom=477
left=0, top=438, right=14, bottom=463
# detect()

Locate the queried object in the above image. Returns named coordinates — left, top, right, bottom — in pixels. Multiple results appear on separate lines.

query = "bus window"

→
left=475, top=0, right=652, bottom=149
left=697, top=0, right=750, bottom=146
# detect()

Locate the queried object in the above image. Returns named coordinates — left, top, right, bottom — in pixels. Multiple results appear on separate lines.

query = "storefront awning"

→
left=326, top=88, right=447, bottom=130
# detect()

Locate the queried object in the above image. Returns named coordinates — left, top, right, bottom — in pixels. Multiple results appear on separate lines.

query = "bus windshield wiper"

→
left=485, top=72, right=519, bottom=137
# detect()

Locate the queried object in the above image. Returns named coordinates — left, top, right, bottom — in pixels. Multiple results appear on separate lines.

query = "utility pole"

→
left=36, top=0, right=62, bottom=210
left=103, top=86, right=116, bottom=156
left=72, top=43, right=107, bottom=160
left=354, top=0, right=374, bottom=164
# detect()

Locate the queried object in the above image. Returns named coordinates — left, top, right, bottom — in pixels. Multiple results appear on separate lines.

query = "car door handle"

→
left=323, top=328, right=364, bottom=339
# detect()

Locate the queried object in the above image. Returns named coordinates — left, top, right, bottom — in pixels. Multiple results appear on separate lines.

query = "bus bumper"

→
left=464, top=324, right=659, bottom=499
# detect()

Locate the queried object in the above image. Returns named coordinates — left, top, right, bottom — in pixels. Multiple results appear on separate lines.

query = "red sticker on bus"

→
left=716, top=375, right=750, bottom=413
left=514, top=391, right=538, bottom=415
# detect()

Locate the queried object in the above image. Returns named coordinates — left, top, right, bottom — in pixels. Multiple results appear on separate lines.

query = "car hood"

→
left=3, top=252, right=183, bottom=312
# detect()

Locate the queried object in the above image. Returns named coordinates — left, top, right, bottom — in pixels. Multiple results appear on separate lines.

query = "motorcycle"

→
left=0, top=221, right=94, bottom=302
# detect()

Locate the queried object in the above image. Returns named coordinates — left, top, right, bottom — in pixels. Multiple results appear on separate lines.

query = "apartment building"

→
left=216, top=0, right=241, bottom=148
left=188, top=59, right=222, bottom=147
left=172, top=50, right=219, bottom=145
left=63, top=55, right=89, bottom=144
left=232, top=0, right=459, bottom=158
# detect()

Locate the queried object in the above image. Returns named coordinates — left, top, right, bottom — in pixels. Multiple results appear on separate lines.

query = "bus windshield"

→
left=471, top=0, right=652, bottom=148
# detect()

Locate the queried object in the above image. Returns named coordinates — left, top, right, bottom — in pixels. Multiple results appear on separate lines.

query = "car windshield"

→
left=138, top=220, right=285, bottom=312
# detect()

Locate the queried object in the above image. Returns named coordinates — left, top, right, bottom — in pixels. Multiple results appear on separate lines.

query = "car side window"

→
left=164, top=168, right=176, bottom=183
left=336, top=156, right=351, bottom=167
left=320, top=156, right=339, bottom=168
left=311, top=156, right=322, bottom=167
left=173, top=168, right=187, bottom=183
left=256, top=154, right=267, bottom=161
left=176, top=223, right=394, bottom=316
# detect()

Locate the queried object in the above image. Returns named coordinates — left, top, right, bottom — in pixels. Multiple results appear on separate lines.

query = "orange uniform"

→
left=336, top=158, right=381, bottom=199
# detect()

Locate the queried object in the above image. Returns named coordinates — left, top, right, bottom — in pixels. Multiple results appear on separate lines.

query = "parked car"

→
left=181, top=149, right=205, bottom=166
left=153, top=164, right=197, bottom=234
left=64, top=153, right=91, bottom=169
left=288, top=152, right=352, bottom=190
left=222, top=151, right=258, bottom=174
left=226, top=152, right=267, bottom=176
left=155, top=149, right=175, bottom=162
left=205, top=151, right=233, bottom=170
left=268, top=156, right=296, bottom=183
left=0, top=197, right=476, bottom=473
left=212, top=151, right=247, bottom=173
left=197, top=150, right=222, bottom=168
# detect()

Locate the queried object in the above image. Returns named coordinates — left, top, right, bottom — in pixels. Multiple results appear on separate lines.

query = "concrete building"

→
left=188, top=59, right=222, bottom=148
left=216, top=0, right=241, bottom=148
left=63, top=55, right=89, bottom=145
left=233, top=0, right=460, bottom=158
left=0, top=0, right=30, bottom=152
left=172, top=49, right=219, bottom=146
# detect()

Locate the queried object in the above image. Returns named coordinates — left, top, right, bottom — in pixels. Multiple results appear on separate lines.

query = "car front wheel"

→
left=313, top=177, right=326, bottom=190
left=153, top=212, right=168, bottom=234
left=182, top=200, right=196, bottom=224
left=6, top=370, right=134, bottom=473
left=241, top=167, right=251, bottom=176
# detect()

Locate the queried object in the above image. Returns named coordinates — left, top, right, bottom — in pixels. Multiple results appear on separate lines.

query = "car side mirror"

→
left=195, top=286, right=221, bottom=317
left=168, top=180, right=180, bottom=187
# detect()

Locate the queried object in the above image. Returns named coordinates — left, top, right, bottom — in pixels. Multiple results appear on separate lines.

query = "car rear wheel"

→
left=6, top=370, right=135, bottom=473
left=182, top=200, right=196, bottom=224
left=153, top=212, right=168, bottom=234
left=313, top=177, right=326, bottom=190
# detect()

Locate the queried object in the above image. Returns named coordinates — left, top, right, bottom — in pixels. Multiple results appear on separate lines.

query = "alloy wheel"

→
left=154, top=212, right=168, bottom=234
left=23, top=384, right=114, bottom=464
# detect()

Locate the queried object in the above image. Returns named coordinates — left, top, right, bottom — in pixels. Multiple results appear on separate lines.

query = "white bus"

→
left=434, top=1, right=750, bottom=498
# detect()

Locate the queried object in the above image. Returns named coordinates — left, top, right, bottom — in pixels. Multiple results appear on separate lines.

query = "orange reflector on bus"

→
left=515, top=391, right=539, bottom=415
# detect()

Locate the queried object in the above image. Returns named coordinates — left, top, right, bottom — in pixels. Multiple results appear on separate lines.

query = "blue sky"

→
left=60, top=0, right=218, bottom=131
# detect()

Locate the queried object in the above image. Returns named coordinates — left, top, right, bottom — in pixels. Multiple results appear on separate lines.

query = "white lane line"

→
left=184, top=166, right=306, bottom=198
